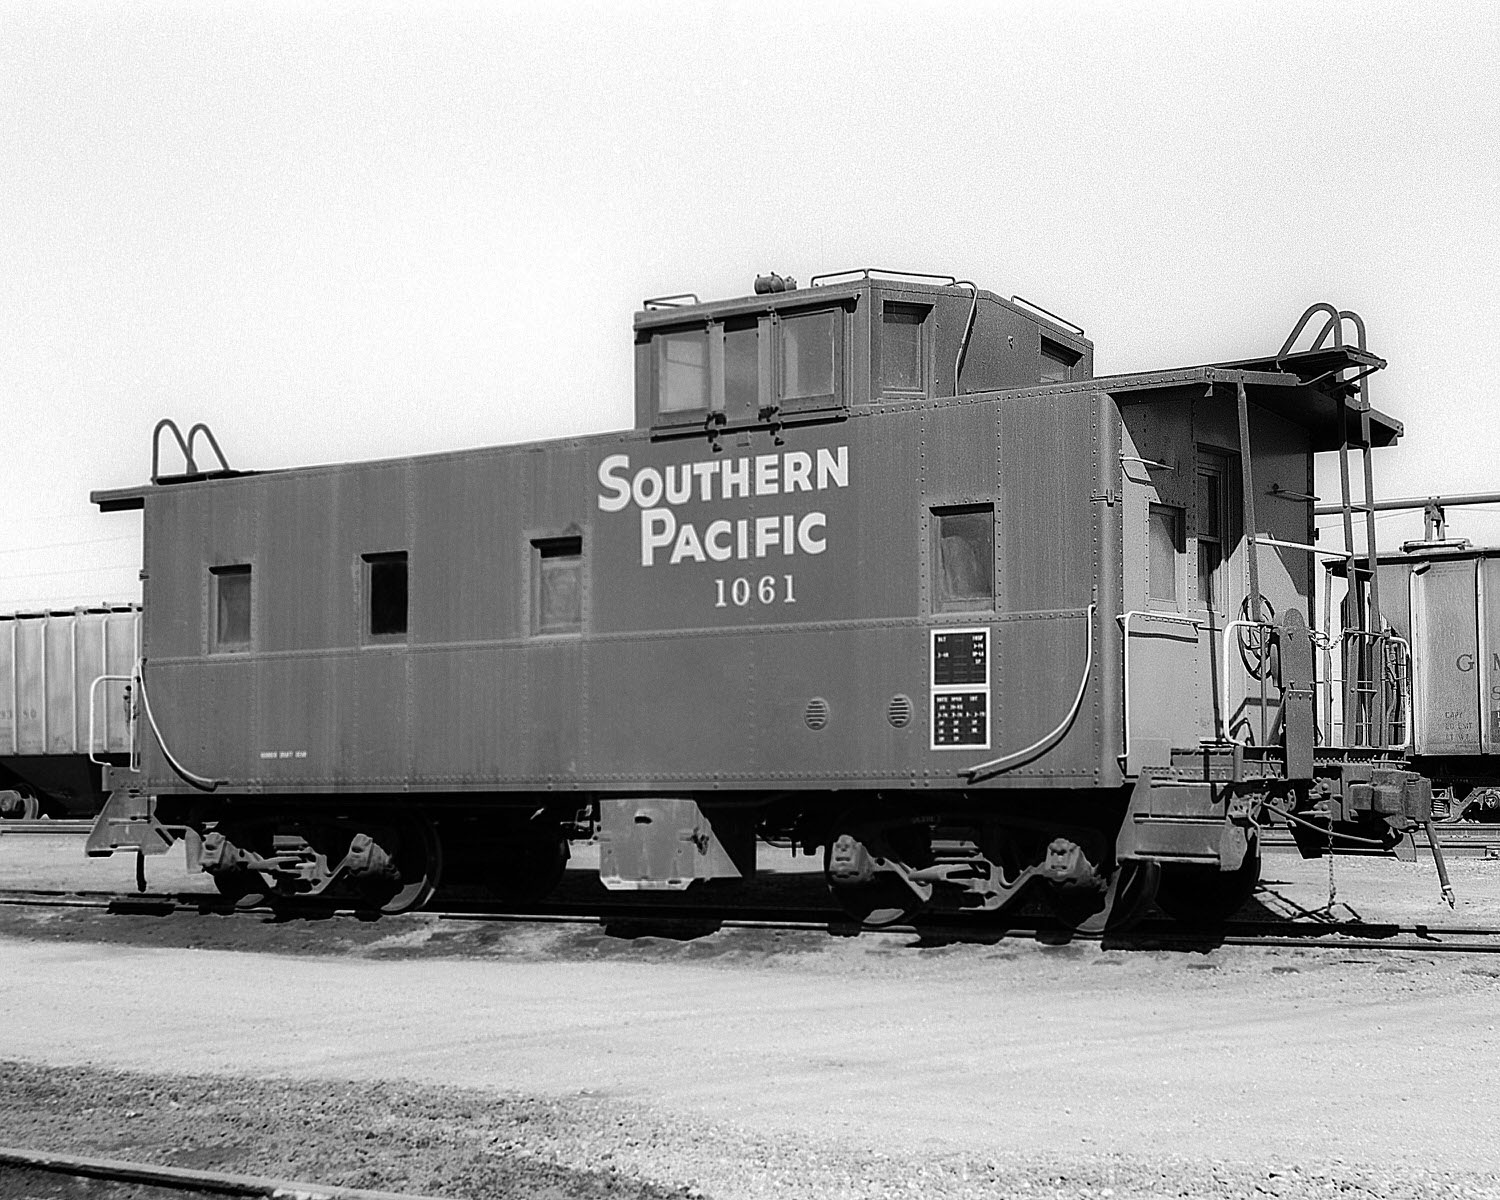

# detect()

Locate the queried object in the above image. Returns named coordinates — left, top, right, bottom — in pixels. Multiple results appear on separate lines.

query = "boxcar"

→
left=86, top=270, right=1440, bottom=926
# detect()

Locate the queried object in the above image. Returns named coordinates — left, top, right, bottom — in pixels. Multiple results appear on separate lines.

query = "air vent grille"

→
left=804, top=698, right=830, bottom=730
left=887, top=694, right=913, bottom=728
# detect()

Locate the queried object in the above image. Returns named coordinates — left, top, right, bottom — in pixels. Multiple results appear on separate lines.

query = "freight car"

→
left=83, top=270, right=1446, bottom=927
left=1324, top=527, right=1500, bottom=824
left=0, top=606, right=139, bottom=819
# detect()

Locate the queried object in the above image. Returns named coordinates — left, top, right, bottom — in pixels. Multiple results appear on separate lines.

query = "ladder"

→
left=1278, top=306, right=1387, bottom=747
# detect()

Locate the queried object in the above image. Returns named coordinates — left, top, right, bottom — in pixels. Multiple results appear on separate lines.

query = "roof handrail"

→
left=151, top=419, right=231, bottom=484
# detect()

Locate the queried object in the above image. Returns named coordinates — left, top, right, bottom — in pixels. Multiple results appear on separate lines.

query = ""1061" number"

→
left=714, top=574, right=797, bottom=607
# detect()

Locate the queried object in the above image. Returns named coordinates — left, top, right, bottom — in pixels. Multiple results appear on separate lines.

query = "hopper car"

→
left=0, top=606, right=139, bottom=819
left=80, top=270, right=1450, bottom=927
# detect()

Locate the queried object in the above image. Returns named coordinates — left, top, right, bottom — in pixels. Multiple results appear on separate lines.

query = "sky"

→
left=3, top=0, right=1498, bottom=611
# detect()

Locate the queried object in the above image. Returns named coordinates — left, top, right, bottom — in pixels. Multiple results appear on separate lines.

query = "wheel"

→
left=825, top=874, right=921, bottom=928
left=1049, top=858, right=1160, bottom=935
left=211, top=868, right=268, bottom=909
left=1154, top=850, right=1261, bottom=927
left=486, top=823, right=569, bottom=905
left=358, top=816, right=443, bottom=915
left=0, top=791, right=41, bottom=820
left=823, top=834, right=925, bottom=928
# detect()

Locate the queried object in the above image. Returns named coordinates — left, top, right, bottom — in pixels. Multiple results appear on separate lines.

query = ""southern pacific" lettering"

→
left=597, top=447, right=849, bottom=567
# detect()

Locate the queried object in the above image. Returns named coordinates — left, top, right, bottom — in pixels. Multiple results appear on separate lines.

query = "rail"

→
left=0, top=1147, right=449, bottom=1200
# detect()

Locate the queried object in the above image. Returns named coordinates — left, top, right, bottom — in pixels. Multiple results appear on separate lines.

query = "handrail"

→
left=134, top=660, right=223, bottom=792
left=1219, top=619, right=1275, bottom=742
left=964, top=604, right=1096, bottom=782
left=88, top=673, right=135, bottom=767
left=952, top=281, right=978, bottom=394
left=1277, top=302, right=1365, bottom=360
left=1010, top=294, right=1085, bottom=336
left=810, top=268, right=959, bottom=287
left=1339, top=629, right=1413, bottom=749
left=151, top=419, right=231, bottom=483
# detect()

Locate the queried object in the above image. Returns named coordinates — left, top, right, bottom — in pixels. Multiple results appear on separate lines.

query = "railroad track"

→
left=4, top=884, right=1500, bottom=956
left=0, top=819, right=94, bottom=835
left=0, top=1146, right=447, bottom=1200
left=1261, top=822, right=1500, bottom=856
left=8, top=817, right=1500, bottom=855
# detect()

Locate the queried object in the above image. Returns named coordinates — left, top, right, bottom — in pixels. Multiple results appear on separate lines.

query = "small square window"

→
left=210, top=565, right=251, bottom=652
left=880, top=303, right=927, bottom=395
left=363, top=552, right=408, bottom=640
left=1148, top=505, right=1184, bottom=606
left=657, top=329, right=708, bottom=413
left=779, top=310, right=838, bottom=403
left=932, top=505, right=995, bottom=612
left=1039, top=338, right=1081, bottom=384
left=533, top=536, right=583, bottom=635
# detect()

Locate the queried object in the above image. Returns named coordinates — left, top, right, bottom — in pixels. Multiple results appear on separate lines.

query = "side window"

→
left=722, top=316, right=760, bottom=418
left=879, top=303, right=928, bottom=397
left=363, top=552, right=408, bottom=641
left=1195, top=450, right=1237, bottom=611
left=777, top=309, right=841, bottom=409
left=932, top=505, right=995, bottom=612
left=1040, top=338, right=1081, bottom=384
left=652, top=307, right=843, bottom=425
left=210, top=564, right=252, bottom=653
left=1148, top=505, right=1184, bottom=607
left=533, top=535, right=583, bottom=635
left=656, top=329, right=708, bottom=414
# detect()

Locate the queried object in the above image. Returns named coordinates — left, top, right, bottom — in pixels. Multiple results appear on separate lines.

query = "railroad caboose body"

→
left=87, top=271, right=1439, bottom=925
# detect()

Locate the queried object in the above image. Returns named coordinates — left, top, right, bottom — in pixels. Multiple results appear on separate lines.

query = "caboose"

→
left=87, top=270, right=1442, bottom=926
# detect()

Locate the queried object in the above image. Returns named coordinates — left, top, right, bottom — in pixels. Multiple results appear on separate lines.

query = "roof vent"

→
left=755, top=273, right=798, bottom=295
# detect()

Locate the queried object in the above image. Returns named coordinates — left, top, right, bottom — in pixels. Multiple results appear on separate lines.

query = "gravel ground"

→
left=2, top=1059, right=1497, bottom=1200
left=4, top=835, right=1500, bottom=1199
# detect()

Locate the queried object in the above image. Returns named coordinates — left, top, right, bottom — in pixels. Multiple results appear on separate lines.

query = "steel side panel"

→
left=750, top=627, right=924, bottom=782
left=101, top=610, right=140, bottom=754
left=990, top=614, right=1098, bottom=778
left=252, top=656, right=345, bottom=786
left=1411, top=560, right=1480, bottom=754
left=585, top=634, right=759, bottom=780
left=409, top=456, right=527, bottom=644
left=407, top=642, right=580, bottom=782
left=0, top=626, right=11, bottom=754
left=995, top=396, right=1095, bottom=614
left=10, top=622, right=43, bottom=754
left=1124, top=620, right=1206, bottom=770
left=142, top=659, right=219, bottom=789
left=1481, top=559, right=1500, bottom=753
